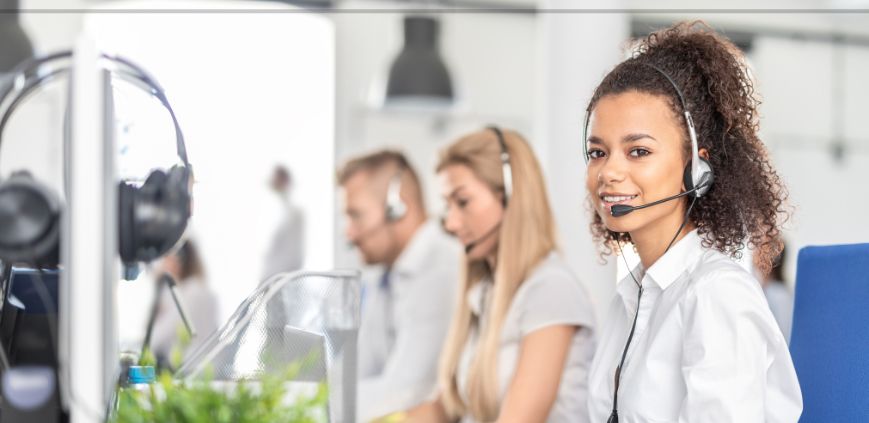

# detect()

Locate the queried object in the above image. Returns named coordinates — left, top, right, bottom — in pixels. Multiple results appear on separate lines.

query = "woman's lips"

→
left=600, top=193, right=638, bottom=212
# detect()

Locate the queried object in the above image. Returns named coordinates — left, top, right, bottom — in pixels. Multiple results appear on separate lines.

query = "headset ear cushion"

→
left=118, top=166, right=192, bottom=265
left=385, top=200, right=406, bottom=222
left=0, top=175, right=61, bottom=266
left=683, top=158, right=715, bottom=198
left=118, top=181, right=137, bottom=264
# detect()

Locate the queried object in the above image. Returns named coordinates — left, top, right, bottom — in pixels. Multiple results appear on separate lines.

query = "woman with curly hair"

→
left=583, top=22, right=802, bottom=422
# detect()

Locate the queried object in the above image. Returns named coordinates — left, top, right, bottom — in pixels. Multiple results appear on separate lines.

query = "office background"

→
left=3, top=0, right=867, bottom=330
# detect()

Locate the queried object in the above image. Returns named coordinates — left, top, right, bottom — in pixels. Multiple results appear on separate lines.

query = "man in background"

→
left=338, top=150, right=460, bottom=422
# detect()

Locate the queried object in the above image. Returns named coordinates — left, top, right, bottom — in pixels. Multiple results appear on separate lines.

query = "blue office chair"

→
left=790, top=243, right=869, bottom=422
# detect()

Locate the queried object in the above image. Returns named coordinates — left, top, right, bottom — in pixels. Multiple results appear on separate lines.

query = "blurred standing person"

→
left=262, top=165, right=306, bottom=279
left=150, top=239, right=220, bottom=369
left=338, top=150, right=461, bottom=422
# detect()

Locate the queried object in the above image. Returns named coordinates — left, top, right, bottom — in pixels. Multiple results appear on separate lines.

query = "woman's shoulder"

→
left=520, top=252, right=584, bottom=291
left=678, top=249, right=788, bottom=348
left=510, top=251, right=596, bottom=332
left=683, top=249, right=768, bottom=312
left=691, top=250, right=758, bottom=288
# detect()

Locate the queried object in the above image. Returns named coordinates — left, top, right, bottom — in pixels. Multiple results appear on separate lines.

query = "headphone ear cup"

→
left=385, top=198, right=406, bottom=222
left=0, top=174, right=61, bottom=267
left=118, top=166, right=191, bottom=264
left=683, top=158, right=714, bottom=198
left=384, top=171, right=406, bottom=222
left=118, top=180, right=137, bottom=264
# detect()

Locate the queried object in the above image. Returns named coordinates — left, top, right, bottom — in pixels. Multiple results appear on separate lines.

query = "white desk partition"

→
left=61, top=35, right=118, bottom=423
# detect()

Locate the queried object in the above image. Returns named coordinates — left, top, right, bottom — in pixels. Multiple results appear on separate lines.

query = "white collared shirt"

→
left=457, top=251, right=596, bottom=423
left=357, top=219, right=462, bottom=422
left=588, top=230, right=803, bottom=423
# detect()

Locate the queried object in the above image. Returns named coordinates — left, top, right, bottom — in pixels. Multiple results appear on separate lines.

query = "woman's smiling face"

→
left=585, top=91, right=690, bottom=235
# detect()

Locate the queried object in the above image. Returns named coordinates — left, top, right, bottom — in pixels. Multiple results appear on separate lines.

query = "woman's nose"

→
left=598, top=154, right=627, bottom=185
left=440, top=208, right=461, bottom=236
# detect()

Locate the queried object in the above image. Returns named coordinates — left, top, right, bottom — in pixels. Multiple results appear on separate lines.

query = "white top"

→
left=457, top=252, right=596, bottom=423
left=150, top=277, right=220, bottom=365
left=588, top=230, right=803, bottom=422
left=356, top=219, right=462, bottom=422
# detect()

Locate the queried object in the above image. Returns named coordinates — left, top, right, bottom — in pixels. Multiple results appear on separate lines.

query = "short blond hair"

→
left=336, top=149, right=425, bottom=211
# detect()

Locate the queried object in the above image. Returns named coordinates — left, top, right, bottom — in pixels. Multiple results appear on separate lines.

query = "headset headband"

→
left=640, top=63, right=702, bottom=184
left=582, top=62, right=702, bottom=183
left=0, top=50, right=190, bottom=172
left=487, top=125, right=512, bottom=207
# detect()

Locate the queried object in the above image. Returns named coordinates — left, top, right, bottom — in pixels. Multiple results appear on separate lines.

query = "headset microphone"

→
left=463, top=222, right=501, bottom=254
left=610, top=183, right=706, bottom=217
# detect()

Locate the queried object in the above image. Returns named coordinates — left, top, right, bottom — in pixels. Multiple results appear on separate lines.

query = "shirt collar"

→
left=645, top=229, right=705, bottom=291
left=392, top=219, right=442, bottom=279
left=616, top=229, right=705, bottom=295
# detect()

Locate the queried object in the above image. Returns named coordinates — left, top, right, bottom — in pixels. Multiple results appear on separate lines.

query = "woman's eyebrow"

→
left=444, top=185, right=467, bottom=200
left=622, top=133, right=658, bottom=143
left=587, top=133, right=657, bottom=145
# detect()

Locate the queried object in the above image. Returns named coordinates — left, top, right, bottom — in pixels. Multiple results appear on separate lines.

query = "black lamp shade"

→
left=385, top=16, right=454, bottom=106
left=0, top=0, right=35, bottom=74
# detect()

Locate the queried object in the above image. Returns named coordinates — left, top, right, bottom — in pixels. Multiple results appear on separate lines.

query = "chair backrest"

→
left=791, top=243, right=869, bottom=422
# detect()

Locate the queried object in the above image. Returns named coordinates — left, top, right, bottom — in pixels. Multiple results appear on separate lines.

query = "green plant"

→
left=113, top=364, right=328, bottom=423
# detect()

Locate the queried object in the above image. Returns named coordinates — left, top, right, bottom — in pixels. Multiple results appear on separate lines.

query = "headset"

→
left=384, top=169, right=406, bottom=222
left=489, top=125, right=513, bottom=207
left=456, top=126, right=513, bottom=255
left=348, top=156, right=409, bottom=248
left=0, top=50, right=192, bottom=267
left=582, top=63, right=714, bottom=203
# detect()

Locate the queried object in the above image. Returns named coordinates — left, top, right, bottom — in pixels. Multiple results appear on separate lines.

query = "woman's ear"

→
left=699, top=148, right=710, bottom=161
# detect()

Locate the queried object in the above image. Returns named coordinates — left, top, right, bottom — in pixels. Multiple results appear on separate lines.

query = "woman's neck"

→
left=630, top=215, right=696, bottom=270
left=485, top=253, right=497, bottom=274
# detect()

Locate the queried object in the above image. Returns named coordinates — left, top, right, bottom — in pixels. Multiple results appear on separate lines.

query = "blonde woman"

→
left=404, top=127, right=595, bottom=423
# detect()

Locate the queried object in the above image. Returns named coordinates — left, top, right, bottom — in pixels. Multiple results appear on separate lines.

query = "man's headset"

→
left=456, top=125, right=513, bottom=254
left=384, top=169, right=407, bottom=223
left=349, top=162, right=407, bottom=247
left=582, top=63, right=714, bottom=218
left=0, top=51, right=193, bottom=267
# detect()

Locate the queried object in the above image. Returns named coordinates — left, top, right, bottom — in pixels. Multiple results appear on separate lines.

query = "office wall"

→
left=752, top=36, right=869, bottom=283
left=536, top=1, right=627, bottom=323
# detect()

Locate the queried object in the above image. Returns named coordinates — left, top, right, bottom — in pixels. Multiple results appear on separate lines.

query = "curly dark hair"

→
left=586, top=21, right=789, bottom=274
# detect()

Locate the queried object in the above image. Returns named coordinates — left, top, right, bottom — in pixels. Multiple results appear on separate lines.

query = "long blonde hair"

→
left=436, top=128, right=558, bottom=421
